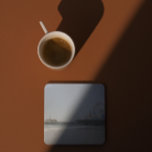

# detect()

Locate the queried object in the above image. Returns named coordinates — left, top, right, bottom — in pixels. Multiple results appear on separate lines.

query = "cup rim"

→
left=37, top=31, right=75, bottom=70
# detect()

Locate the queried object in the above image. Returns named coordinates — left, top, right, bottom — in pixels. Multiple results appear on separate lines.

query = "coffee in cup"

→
left=38, top=22, right=75, bottom=70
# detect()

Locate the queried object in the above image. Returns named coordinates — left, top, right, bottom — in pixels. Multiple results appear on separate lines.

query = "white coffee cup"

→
left=37, top=21, right=75, bottom=70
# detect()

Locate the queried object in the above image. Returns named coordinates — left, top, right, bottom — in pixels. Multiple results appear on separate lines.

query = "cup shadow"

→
left=57, top=0, right=104, bottom=54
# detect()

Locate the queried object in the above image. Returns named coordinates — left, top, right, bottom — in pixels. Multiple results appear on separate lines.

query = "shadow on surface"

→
left=47, top=0, right=152, bottom=151
left=95, top=0, right=152, bottom=151
left=57, top=0, right=104, bottom=54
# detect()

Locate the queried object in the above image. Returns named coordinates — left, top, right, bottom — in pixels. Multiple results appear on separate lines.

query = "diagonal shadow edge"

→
left=46, top=0, right=152, bottom=152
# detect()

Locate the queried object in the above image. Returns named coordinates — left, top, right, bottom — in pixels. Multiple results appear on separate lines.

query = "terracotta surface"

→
left=0, top=0, right=152, bottom=152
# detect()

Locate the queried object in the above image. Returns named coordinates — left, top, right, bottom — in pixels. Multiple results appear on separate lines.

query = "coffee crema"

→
left=41, top=38, right=72, bottom=66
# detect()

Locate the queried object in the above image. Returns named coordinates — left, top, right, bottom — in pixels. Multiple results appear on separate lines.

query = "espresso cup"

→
left=37, top=22, right=75, bottom=70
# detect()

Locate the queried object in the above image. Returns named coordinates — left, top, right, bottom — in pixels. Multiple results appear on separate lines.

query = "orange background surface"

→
left=0, top=0, right=152, bottom=152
